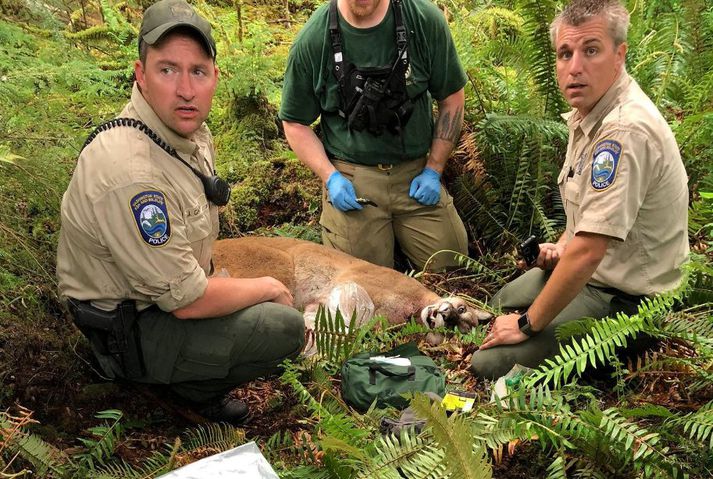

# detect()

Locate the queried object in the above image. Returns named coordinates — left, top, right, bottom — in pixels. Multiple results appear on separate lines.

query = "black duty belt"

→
left=590, top=286, right=645, bottom=304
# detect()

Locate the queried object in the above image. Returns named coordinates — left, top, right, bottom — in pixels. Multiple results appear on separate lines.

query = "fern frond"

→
left=409, top=394, right=492, bottom=479
left=181, top=422, right=246, bottom=453
left=570, top=461, right=609, bottom=479
left=528, top=314, right=645, bottom=388
left=498, top=384, right=581, bottom=451
left=392, top=436, right=450, bottom=479
left=630, top=354, right=713, bottom=394
left=0, top=410, right=68, bottom=476
left=545, top=451, right=568, bottom=479
left=596, top=408, right=687, bottom=477
left=529, top=292, right=680, bottom=387
left=662, top=311, right=713, bottom=349
left=93, top=447, right=175, bottom=479
left=74, top=409, right=125, bottom=471
left=667, top=400, right=713, bottom=449
left=554, top=317, right=600, bottom=341
left=279, top=465, right=333, bottom=479
left=318, top=412, right=371, bottom=445
left=600, top=408, right=663, bottom=462
left=516, top=0, right=568, bottom=117
left=529, top=189, right=560, bottom=242
left=281, top=360, right=329, bottom=417
left=454, top=113, right=567, bottom=251
left=355, top=431, right=445, bottom=479
left=315, top=305, right=377, bottom=367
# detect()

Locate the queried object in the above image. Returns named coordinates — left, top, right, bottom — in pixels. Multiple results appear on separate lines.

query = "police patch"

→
left=591, top=139, right=622, bottom=191
left=130, top=191, right=171, bottom=247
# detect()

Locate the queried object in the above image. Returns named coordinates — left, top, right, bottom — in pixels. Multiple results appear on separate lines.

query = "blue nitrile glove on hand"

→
left=409, top=167, right=441, bottom=205
left=326, top=171, right=363, bottom=212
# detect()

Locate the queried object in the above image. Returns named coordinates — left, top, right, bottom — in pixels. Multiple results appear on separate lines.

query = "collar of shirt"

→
left=561, top=70, right=631, bottom=138
left=129, top=83, right=203, bottom=162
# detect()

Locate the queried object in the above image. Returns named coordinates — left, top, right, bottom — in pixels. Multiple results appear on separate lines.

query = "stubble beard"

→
left=349, top=0, right=380, bottom=19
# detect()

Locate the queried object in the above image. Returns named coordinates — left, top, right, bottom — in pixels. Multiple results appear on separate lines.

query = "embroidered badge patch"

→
left=591, top=139, right=622, bottom=191
left=130, top=191, right=171, bottom=247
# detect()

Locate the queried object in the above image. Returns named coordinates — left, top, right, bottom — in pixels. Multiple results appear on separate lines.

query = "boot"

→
left=198, top=395, right=251, bottom=426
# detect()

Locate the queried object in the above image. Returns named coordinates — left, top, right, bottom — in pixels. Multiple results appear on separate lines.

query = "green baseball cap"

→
left=139, top=0, right=216, bottom=59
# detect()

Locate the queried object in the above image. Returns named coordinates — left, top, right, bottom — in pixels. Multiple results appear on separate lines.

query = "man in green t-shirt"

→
left=280, top=0, right=468, bottom=271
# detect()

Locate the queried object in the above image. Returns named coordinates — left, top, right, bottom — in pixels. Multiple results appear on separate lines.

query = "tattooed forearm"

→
left=433, top=106, right=463, bottom=144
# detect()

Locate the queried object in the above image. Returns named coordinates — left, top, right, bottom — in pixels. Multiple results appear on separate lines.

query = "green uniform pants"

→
left=133, top=302, right=304, bottom=403
left=320, top=158, right=468, bottom=271
left=470, top=268, right=641, bottom=379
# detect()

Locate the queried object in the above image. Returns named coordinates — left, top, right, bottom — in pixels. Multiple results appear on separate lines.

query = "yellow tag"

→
left=441, top=392, right=475, bottom=413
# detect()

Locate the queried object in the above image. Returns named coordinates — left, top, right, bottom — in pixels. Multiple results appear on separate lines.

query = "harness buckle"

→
left=377, top=163, right=393, bottom=171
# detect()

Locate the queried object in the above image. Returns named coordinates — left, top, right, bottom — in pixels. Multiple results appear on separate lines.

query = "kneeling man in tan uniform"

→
left=57, top=0, right=304, bottom=424
left=471, top=0, right=689, bottom=379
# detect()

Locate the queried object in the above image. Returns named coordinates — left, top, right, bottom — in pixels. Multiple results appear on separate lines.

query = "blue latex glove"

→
left=326, top=171, right=362, bottom=212
left=409, top=167, right=441, bottom=205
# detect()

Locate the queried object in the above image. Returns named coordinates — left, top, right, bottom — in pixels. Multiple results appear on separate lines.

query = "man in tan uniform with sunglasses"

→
left=471, top=0, right=689, bottom=379
left=57, top=0, right=304, bottom=424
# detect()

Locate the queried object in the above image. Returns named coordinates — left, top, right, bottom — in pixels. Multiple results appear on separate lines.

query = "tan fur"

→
left=212, top=237, right=439, bottom=322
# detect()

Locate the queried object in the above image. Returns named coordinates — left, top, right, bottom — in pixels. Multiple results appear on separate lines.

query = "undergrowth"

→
left=1, top=0, right=712, bottom=478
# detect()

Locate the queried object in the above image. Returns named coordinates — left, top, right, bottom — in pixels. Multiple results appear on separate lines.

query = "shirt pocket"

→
left=184, top=194, right=212, bottom=243
left=557, top=167, right=569, bottom=185
left=563, top=180, right=581, bottom=230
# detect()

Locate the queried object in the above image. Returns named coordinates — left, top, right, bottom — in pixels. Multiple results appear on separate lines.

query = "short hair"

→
left=138, top=26, right=214, bottom=65
left=550, top=0, right=630, bottom=48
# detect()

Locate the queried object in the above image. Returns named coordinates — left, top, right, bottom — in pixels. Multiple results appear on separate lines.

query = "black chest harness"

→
left=329, top=0, right=415, bottom=137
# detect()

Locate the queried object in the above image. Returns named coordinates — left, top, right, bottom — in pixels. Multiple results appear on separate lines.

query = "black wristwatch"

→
left=518, top=311, right=539, bottom=337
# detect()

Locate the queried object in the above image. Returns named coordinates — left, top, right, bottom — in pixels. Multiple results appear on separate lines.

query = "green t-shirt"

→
left=279, top=0, right=467, bottom=165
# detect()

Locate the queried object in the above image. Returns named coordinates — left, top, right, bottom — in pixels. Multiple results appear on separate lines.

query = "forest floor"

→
left=4, top=260, right=697, bottom=478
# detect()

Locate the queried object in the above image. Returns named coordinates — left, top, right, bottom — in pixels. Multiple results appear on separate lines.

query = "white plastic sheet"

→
left=303, top=282, right=376, bottom=357
left=157, top=441, right=279, bottom=479
left=326, top=281, right=375, bottom=328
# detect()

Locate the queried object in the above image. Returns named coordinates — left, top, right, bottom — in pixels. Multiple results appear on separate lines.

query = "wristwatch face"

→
left=518, top=313, right=532, bottom=336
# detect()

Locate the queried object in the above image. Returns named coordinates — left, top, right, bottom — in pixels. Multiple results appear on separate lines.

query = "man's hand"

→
left=326, top=171, right=362, bottom=212
left=536, top=242, right=566, bottom=270
left=517, top=241, right=566, bottom=270
left=260, top=276, right=294, bottom=307
left=409, top=167, right=441, bottom=205
left=479, top=313, right=529, bottom=350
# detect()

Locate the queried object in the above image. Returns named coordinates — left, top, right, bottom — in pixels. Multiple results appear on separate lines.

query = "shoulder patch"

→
left=591, top=139, right=622, bottom=191
left=130, top=191, right=171, bottom=247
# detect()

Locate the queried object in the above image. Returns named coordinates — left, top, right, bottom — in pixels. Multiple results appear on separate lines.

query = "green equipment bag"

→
left=340, top=342, right=445, bottom=411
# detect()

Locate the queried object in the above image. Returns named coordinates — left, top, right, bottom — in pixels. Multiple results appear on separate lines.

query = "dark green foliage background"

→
left=1, top=0, right=712, bottom=477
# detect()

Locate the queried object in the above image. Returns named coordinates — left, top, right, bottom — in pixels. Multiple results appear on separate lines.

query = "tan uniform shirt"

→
left=57, top=84, right=219, bottom=311
left=558, top=71, right=689, bottom=296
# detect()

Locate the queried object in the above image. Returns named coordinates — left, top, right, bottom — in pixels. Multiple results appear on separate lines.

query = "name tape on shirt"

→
left=130, top=191, right=171, bottom=247
left=591, top=139, right=622, bottom=191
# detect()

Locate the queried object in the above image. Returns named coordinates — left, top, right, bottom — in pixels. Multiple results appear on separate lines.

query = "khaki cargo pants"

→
left=320, top=158, right=468, bottom=271
left=470, top=268, right=642, bottom=379
left=123, top=303, right=305, bottom=403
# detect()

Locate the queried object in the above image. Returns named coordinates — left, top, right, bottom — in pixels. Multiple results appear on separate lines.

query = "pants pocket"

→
left=319, top=188, right=353, bottom=254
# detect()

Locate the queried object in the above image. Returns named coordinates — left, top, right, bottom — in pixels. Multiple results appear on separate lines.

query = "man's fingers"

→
left=480, top=331, right=498, bottom=350
left=343, top=196, right=363, bottom=210
left=334, top=194, right=362, bottom=211
left=409, top=179, right=420, bottom=197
